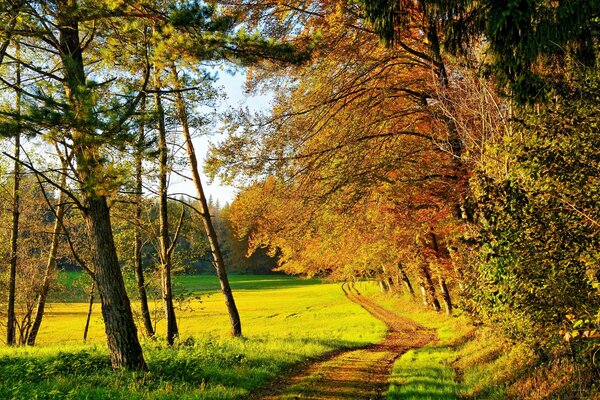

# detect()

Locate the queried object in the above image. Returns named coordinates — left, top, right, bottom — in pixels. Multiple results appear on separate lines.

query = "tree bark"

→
left=379, top=280, right=387, bottom=292
left=419, top=278, right=428, bottom=307
left=170, top=64, right=242, bottom=337
left=438, top=275, right=453, bottom=315
left=6, top=45, right=21, bottom=346
left=27, top=165, right=67, bottom=346
left=134, top=96, right=154, bottom=338
left=57, top=1, right=146, bottom=370
left=83, top=196, right=146, bottom=369
left=381, top=265, right=394, bottom=292
left=429, top=230, right=452, bottom=315
left=154, top=73, right=178, bottom=346
left=419, top=262, right=441, bottom=311
left=387, top=277, right=394, bottom=292
left=397, top=262, right=415, bottom=297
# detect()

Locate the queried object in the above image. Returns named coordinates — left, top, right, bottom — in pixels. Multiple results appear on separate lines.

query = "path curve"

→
left=254, top=285, right=435, bottom=400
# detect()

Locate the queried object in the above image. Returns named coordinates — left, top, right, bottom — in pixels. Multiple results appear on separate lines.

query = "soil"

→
left=253, top=285, right=435, bottom=400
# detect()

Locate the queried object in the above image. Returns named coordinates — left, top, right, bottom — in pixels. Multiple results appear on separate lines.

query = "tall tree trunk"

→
left=6, top=45, right=21, bottom=346
left=397, top=262, right=415, bottom=297
left=438, top=275, right=452, bottom=315
left=170, top=64, right=242, bottom=337
left=83, top=196, right=146, bottom=369
left=419, top=262, right=441, bottom=312
left=134, top=96, right=154, bottom=338
left=57, top=2, right=146, bottom=370
left=418, top=278, right=428, bottom=307
left=430, top=230, right=452, bottom=315
left=381, top=265, right=395, bottom=292
left=154, top=74, right=178, bottom=346
left=83, top=280, right=95, bottom=342
left=27, top=164, right=68, bottom=346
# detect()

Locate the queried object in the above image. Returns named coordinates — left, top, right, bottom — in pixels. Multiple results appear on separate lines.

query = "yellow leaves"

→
left=561, top=314, right=599, bottom=343
left=562, top=329, right=599, bottom=343
left=102, top=0, right=127, bottom=11
left=323, top=1, right=346, bottom=35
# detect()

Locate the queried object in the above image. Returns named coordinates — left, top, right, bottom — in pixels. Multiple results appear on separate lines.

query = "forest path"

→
left=255, top=285, right=435, bottom=400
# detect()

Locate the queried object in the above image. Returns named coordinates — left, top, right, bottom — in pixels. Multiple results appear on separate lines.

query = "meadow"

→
left=0, top=274, right=388, bottom=399
left=0, top=273, right=545, bottom=399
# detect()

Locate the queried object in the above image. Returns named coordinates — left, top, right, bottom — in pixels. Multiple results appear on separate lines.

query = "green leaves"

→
left=468, top=70, right=600, bottom=347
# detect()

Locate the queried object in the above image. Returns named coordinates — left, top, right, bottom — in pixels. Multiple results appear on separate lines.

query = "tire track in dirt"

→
left=254, top=285, right=435, bottom=400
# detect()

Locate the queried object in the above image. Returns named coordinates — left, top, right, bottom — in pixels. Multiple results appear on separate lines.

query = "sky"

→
left=169, top=69, right=272, bottom=205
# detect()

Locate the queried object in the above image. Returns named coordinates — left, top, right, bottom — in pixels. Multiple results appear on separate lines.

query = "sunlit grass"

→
left=1, top=275, right=533, bottom=399
left=356, top=282, right=522, bottom=400
left=0, top=274, right=387, bottom=399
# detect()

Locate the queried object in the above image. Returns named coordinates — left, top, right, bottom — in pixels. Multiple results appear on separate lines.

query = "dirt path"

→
left=256, top=285, right=435, bottom=400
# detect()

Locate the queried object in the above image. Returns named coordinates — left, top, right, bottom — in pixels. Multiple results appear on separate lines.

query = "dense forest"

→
left=0, top=0, right=598, bottom=398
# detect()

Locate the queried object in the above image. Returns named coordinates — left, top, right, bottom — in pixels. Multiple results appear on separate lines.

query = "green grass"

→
left=388, top=345, right=460, bottom=399
left=2, top=274, right=535, bottom=399
left=356, top=283, right=524, bottom=400
left=1, top=274, right=387, bottom=399
left=354, top=284, right=468, bottom=400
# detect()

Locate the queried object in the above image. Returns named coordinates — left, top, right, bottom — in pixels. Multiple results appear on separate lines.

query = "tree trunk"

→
left=381, top=265, right=393, bottom=292
left=387, top=277, right=395, bottom=292
left=83, top=280, right=95, bottom=342
left=438, top=275, right=453, bottom=315
left=83, top=196, right=146, bottom=369
left=397, top=262, right=415, bottom=297
left=19, top=309, right=32, bottom=346
left=170, top=64, right=242, bottom=337
left=154, top=75, right=178, bottom=346
left=57, top=3, right=146, bottom=370
left=27, top=165, right=67, bottom=346
left=134, top=96, right=154, bottom=338
left=379, top=280, right=387, bottom=292
left=429, top=230, right=452, bottom=314
left=419, top=279, right=428, bottom=307
left=419, top=262, right=441, bottom=312
left=6, top=47, right=21, bottom=346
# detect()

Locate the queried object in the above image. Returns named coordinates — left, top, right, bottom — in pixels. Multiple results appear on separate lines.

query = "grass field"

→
left=0, top=273, right=387, bottom=399
left=357, top=284, right=528, bottom=400
left=1, top=273, right=537, bottom=399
